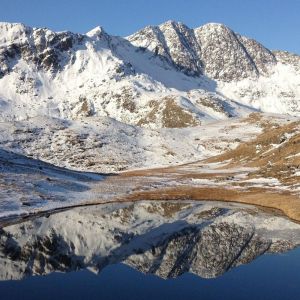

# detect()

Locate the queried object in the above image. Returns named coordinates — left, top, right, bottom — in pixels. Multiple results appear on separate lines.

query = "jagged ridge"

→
left=0, top=21, right=299, bottom=128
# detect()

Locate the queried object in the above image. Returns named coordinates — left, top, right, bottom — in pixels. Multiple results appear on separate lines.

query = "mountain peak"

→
left=194, top=23, right=234, bottom=39
left=129, top=20, right=276, bottom=80
left=160, top=19, right=178, bottom=26
left=0, top=22, right=31, bottom=44
left=0, top=20, right=298, bottom=128
left=86, top=26, right=106, bottom=38
left=159, top=20, right=187, bottom=28
left=197, top=22, right=231, bottom=30
left=0, top=21, right=27, bottom=30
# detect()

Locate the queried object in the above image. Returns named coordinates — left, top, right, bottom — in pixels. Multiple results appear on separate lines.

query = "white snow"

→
left=0, top=22, right=299, bottom=220
left=218, top=63, right=300, bottom=116
left=0, top=22, right=298, bottom=128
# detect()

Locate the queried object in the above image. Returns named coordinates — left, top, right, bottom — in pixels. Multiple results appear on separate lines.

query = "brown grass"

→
left=138, top=96, right=199, bottom=128
left=95, top=114, right=300, bottom=223
left=122, top=185, right=300, bottom=222
left=117, top=115, right=300, bottom=222
left=161, top=97, right=198, bottom=128
left=206, top=119, right=300, bottom=185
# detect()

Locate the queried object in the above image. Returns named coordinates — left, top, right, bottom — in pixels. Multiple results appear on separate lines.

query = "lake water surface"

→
left=0, top=201, right=299, bottom=300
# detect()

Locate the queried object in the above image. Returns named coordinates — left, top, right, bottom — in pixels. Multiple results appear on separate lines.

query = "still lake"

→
left=0, top=201, right=299, bottom=300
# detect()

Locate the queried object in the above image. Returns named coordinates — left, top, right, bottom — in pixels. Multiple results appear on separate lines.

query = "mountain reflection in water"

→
left=0, top=201, right=300, bottom=281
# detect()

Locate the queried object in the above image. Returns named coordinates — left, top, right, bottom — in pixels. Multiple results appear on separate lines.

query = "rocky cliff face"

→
left=0, top=22, right=85, bottom=76
left=128, top=21, right=202, bottom=76
left=0, top=201, right=299, bottom=281
left=129, top=21, right=277, bottom=81
left=273, top=50, right=300, bottom=71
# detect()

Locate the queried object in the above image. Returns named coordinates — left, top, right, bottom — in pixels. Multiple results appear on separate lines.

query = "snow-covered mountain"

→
left=0, top=21, right=299, bottom=127
left=128, top=21, right=277, bottom=81
left=1, top=19, right=300, bottom=258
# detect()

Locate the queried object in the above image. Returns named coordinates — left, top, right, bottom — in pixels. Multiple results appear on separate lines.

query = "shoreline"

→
left=122, top=186, right=300, bottom=224
left=0, top=193, right=297, bottom=228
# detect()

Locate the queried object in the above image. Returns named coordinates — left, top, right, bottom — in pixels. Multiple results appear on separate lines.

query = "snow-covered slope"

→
left=0, top=114, right=264, bottom=172
left=0, top=148, right=104, bottom=219
left=0, top=114, right=299, bottom=221
left=0, top=21, right=299, bottom=127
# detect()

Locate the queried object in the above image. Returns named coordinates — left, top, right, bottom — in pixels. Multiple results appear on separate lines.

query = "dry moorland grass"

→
left=122, top=186, right=300, bottom=222
left=138, top=96, right=199, bottom=128
left=119, top=114, right=300, bottom=222
left=207, top=116, right=300, bottom=184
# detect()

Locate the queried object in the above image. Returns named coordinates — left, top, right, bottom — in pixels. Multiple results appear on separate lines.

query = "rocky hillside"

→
left=0, top=21, right=299, bottom=127
left=128, top=21, right=276, bottom=81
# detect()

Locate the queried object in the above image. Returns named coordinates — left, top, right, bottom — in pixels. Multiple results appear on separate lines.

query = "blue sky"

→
left=0, top=0, right=299, bottom=53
